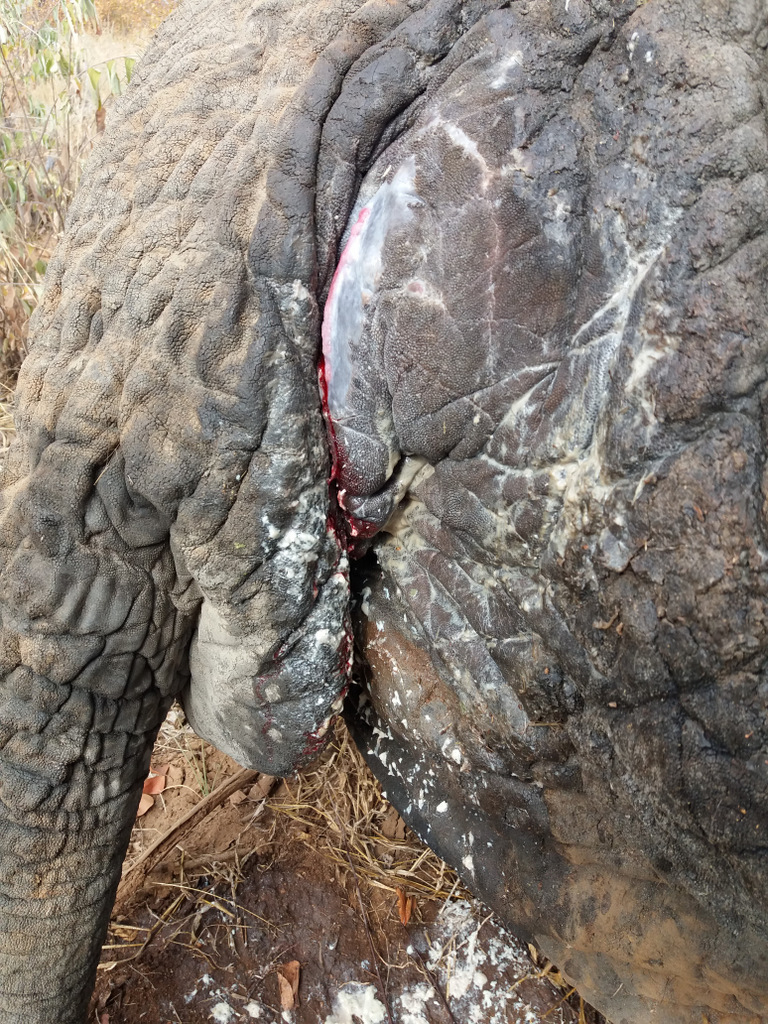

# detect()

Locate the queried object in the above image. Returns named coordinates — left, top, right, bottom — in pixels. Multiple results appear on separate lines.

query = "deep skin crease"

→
left=1, top=1, right=767, bottom=1023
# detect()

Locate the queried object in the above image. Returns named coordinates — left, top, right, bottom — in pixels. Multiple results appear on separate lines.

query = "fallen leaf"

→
left=137, top=793, right=154, bottom=817
left=381, top=807, right=407, bottom=841
left=396, top=886, right=415, bottom=926
left=142, top=774, right=166, bottom=796
left=229, top=789, right=247, bottom=807
left=277, top=960, right=300, bottom=1010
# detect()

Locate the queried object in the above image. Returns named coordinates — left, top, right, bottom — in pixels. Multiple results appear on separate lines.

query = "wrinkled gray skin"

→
left=0, top=1, right=767, bottom=1022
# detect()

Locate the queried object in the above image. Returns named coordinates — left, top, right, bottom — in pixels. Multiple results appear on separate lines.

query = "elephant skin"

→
left=0, top=0, right=767, bottom=1022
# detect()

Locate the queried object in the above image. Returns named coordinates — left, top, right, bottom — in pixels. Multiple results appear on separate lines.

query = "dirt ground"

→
left=91, top=712, right=603, bottom=1024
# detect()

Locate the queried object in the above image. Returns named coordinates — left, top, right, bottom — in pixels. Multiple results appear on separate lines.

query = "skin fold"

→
left=0, top=1, right=766, bottom=1022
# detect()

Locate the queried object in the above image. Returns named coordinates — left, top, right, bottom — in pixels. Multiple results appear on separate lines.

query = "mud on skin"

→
left=1, top=1, right=767, bottom=1023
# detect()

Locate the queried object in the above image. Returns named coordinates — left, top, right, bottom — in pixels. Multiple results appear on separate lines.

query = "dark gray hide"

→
left=0, top=0, right=766, bottom=1023
left=329, top=3, right=768, bottom=1024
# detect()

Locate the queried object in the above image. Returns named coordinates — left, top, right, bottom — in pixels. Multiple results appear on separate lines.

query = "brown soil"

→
left=91, top=714, right=603, bottom=1024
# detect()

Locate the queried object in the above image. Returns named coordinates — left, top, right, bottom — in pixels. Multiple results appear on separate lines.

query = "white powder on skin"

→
left=324, top=983, right=387, bottom=1024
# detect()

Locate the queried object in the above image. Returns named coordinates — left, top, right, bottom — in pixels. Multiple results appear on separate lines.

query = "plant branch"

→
left=0, top=46, right=65, bottom=227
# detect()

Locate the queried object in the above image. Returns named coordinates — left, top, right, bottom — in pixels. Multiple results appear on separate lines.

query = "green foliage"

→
left=0, top=0, right=143, bottom=379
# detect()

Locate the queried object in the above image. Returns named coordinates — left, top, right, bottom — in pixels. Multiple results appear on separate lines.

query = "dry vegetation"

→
left=107, top=716, right=473, bottom=960
left=0, top=0, right=169, bottom=388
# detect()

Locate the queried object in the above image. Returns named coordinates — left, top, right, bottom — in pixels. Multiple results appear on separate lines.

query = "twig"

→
left=113, top=767, right=271, bottom=916
left=330, top=804, right=395, bottom=1024
left=543, top=986, right=577, bottom=1018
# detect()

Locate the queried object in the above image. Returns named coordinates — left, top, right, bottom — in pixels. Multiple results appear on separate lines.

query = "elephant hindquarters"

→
left=330, top=3, right=768, bottom=1020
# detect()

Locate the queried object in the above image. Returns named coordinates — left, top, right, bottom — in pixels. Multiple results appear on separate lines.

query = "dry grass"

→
left=98, top=714, right=472, bottom=976
left=0, top=0, right=178, bottom=387
left=259, top=722, right=470, bottom=903
left=95, top=0, right=177, bottom=37
left=0, top=395, right=15, bottom=476
left=98, top=714, right=594, bottom=1022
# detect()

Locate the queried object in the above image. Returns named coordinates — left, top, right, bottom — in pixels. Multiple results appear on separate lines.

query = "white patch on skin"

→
left=569, top=240, right=668, bottom=353
left=624, top=334, right=670, bottom=410
left=267, top=728, right=282, bottom=743
left=442, top=121, right=490, bottom=177
left=264, top=684, right=280, bottom=702
left=398, top=981, right=435, bottom=1024
left=324, top=983, right=386, bottom=1024
left=463, top=854, right=475, bottom=875
left=490, top=49, right=525, bottom=89
left=543, top=194, right=573, bottom=246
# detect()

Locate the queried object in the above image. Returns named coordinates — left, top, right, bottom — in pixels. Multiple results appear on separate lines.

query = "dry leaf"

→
left=229, top=789, right=247, bottom=807
left=396, top=886, right=415, bottom=926
left=277, top=960, right=300, bottom=1010
left=137, top=793, right=154, bottom=817
left=381, top=807, right=407, bottom=841
left=142, top=774, right=166, bottom=797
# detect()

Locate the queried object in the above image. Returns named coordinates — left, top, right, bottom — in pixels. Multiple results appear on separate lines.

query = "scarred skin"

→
left=0, top=1, right=766, bottom=1022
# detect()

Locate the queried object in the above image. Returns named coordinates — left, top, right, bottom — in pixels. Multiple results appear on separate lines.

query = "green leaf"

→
left=106, top=59, right=121, bottom=96
left=124, top=56, right=135, bottom=84
left=87, top=66, right=100, bottom=98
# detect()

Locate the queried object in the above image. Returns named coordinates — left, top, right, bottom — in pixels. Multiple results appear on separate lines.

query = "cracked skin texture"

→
left=0, top=0, right=767, bottom=1022
left=337, top=2, right=768, bottom=1023
left=0, top=1, right=495, bottom=1020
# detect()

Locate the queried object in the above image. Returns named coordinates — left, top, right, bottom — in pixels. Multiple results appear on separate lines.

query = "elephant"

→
left=0, top=0, right=767, bottom=1021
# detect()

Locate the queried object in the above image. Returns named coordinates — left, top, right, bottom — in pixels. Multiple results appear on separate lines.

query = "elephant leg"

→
left=0, top=473, right=193, bottom=1023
